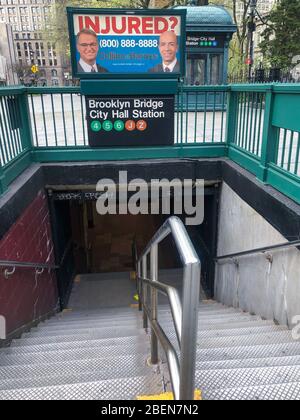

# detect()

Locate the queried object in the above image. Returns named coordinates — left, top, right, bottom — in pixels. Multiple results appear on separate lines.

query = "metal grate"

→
left=0, top=375, right=163, bottom=400
left=0, top=353, right=153, bottom=391
left=0, top=337, right=149, bottom=367
left=203, top=381, right=300, bottom=400
left=196, top=365, right=300, bottom=391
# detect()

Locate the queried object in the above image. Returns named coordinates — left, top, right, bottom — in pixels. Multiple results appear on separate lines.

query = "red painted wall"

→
left=0, top=191, right=58, bottom=336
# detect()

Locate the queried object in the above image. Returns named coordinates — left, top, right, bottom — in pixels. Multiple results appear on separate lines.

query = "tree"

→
left=43, top=0, right=131, bottom=56
left=175, top=0, right=209, bottom=5
left=260, top=0, right=300, bottom=69
left=10, top=62, right=40, bottom=86
left=211, top=1, right=252, bottom=76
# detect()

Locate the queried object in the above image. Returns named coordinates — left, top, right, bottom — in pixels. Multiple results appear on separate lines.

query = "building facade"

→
left=0, top=22, right=18, bottom=85
left=0, top=0, right=66, bottom=86
left=235, top=0, right=276, bottom=21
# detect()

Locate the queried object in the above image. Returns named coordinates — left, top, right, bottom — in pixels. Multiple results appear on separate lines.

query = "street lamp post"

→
left=247, top=0, right=257, bottom=82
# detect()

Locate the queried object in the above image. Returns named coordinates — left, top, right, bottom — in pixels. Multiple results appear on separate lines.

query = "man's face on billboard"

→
left=77, top=33, right=99, bottom=65
left=159, top=31, right=178, bottom=65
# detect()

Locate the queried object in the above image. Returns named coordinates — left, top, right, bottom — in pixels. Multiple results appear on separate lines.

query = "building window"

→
left=51, top=69, right=57, bottom=77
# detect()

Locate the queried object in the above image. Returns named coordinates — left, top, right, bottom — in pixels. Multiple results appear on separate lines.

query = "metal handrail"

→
left=137, top=216, right=201, bottom=400
left=0, top=239, right=73, bottom=273
left=0, top=260, right=58, bottom=280
left=216, top=239, right=300, bottom=262
left=0, top=260, right=59, bottom=270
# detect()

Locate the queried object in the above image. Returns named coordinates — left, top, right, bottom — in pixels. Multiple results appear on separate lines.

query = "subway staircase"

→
left=0, top=272, right=300, bottom=400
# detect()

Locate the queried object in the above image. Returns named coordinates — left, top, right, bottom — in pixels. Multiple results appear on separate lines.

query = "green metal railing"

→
left=25, top=86, right=229, bottom=148
left=0, top=83, right=299, bottom=204
left=232, top=90, right=265, bottom=157
left=277, top=129, right=300, bottom=176
left=0, top=87, right=33, bottom=194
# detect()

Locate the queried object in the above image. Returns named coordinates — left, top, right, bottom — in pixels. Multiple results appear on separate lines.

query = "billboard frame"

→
left=67, top=7, right=186, bottom=80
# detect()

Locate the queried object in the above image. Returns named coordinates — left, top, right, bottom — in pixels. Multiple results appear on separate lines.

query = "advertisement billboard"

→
left=67, top=8, right=186, bottom=79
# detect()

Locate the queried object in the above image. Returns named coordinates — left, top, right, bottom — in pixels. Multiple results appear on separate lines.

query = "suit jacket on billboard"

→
left=148, top=61, right=180, bottom=74
left=77, top=62, right=109, bottom=73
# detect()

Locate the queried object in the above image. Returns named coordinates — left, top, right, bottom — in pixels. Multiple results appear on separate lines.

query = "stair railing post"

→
left=0, top=165, right=8, bottom=195
left=225, top=86, right=238, bottom=152
left=137, top=260, right=142, bottom=311
left=257, top=85, right=277, bottom=182
left=150, top=244, right=159, bottom=365
left=179, top=261, right=201, bottom=400
left=142, top=255, right=148, bottom=329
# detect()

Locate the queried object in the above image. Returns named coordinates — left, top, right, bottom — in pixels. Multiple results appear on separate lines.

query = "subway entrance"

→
left=48, top=185, right=219, bottom=309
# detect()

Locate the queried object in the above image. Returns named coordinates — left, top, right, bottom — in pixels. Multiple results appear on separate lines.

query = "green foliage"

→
left=260, top=0, right=300, bottom=69
left=43, top=0, right=131, bottom=56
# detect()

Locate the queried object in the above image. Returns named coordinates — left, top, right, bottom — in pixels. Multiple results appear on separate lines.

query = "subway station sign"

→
left=186, top=33, right=225, bottom=49
left=86, top=95, right=174, bottom=147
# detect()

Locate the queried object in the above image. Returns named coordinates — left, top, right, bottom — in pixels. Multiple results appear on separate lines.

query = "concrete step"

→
left=195, top=342, right=300, bottom=363
left=194, top=325, right=286, bottom=340
left=0, top=346, right=150, bottom=380
left=0, top=337, right=149, bottom=359
left=43, top=317, right=144, bottom=329
left=46, top=307, right=243, bottom=326
left=0, top=321, right=277, bottom=356
left=53, top=302, right=219, bottom=319
left=196, top=331, right=295, bottom=350
left=26, top=321, right=145, bottom=337
left=42, top=313, right=263, bottom=331
left=26, top=321, right=283, bottom=340
left=50, top=312, right=143, bottom=324
left=12, top=330, right=294, bottom=358
left=12, top=327, right=145, bottom=347
left=0, top=336, right=149, bottom=367
left=202, top=381, right=300, bottom=400
left=32, top=319, right=277, bottom=337
left=0, top=375, right=163, bottom=400
left=166, top=314, right=265, bottom=326
left=196, top=365, right=300, bottom=391
left=33, top=319, right=276, bottom=337
left=14, top=325, right=293, bottom=350
left=0, top=353, right=152, bottom=391
left=196, top=355, right=300, bottom=371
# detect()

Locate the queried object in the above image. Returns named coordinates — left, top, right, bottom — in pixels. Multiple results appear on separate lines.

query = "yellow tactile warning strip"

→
left=62, top=309, right=73, bottom=313
left=137, top=390, right=202, bottom=400
left=130, top=271, right=137, bottom=281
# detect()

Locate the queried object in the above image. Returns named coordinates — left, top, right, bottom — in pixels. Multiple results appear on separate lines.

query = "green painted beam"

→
left=2, top=151, right=32, bottom=186
left=0, top=86, right=25, bottom=96
left=32, top=144, right=227, bottom=163
left=0, top=165, right=8, bottom=194
left=81, top=79, right=179, bottom=95
left=267, top=164, right=300, bottom=204
left=230, top=84, right=273, bottom=93
left=273, top=93, right=300, bottom=132
left=228, top=145, right=260, bottom=176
